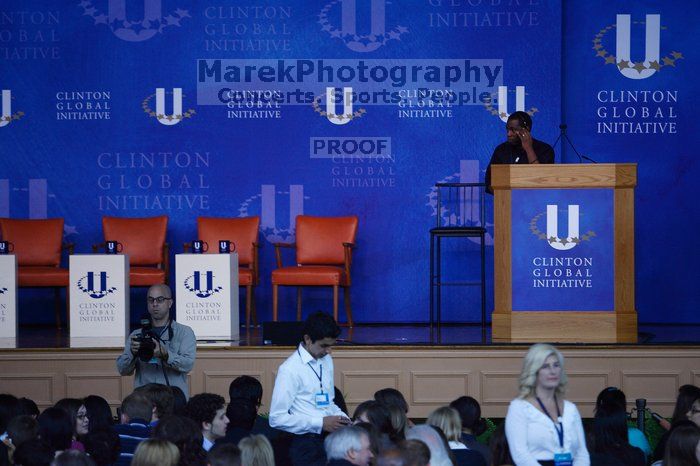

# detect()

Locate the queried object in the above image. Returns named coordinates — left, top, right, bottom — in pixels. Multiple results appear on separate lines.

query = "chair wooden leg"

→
left=251, top=289, right=258, bottom=327
left=272, top=285, right=278, bottom=321
left=245, top=285, right=252, bottom=328
left=296, top=288, right=302, bottom=321
left=65, top=287, right=70, bottom=331
left=344, top=286, right=353, bottom=327
left=333, top=285, right=339, bottom=323
left=54, top=287, right=62, bottom=329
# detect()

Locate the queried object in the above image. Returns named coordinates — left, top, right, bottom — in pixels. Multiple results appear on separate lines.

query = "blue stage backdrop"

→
left=0, top=1, right=693, bottom=325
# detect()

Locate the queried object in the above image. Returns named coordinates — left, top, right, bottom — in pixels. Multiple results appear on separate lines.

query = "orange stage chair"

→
left=272, top=215, right=358, bottom=326
left=95, top=216, right=169, bottom=287
left=196, top=216, right=261, bottom=328
left=0, top=218, right=73, bottom=328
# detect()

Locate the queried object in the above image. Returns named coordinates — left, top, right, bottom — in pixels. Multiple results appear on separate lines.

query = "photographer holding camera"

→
left=117, top=284, right=196, bottom=398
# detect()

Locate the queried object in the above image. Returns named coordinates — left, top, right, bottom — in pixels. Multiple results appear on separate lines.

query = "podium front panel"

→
left=175, top=253, right=239, bottom=340
left=69, top=254, right=130, bottom=340
left=511, top=188, right=614, bottom=311
left=0, top=255, right=18, bottom=339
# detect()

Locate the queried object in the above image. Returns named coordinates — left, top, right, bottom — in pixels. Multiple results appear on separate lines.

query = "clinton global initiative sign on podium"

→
left=511, top=189, right=614, bottom=312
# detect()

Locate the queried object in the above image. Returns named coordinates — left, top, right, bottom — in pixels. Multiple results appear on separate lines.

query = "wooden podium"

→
left=491, top=163, right=637, bottom=343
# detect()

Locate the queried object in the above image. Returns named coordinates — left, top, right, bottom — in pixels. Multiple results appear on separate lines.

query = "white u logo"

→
left=0, top=90, right=11, bottom=128
left=326, top=87, right=354, bottom=125
left=616, top=14, right=660, bottom=80
left=497, top=86, right=525, bottom=123
left=155, top=88, right=183, bottom=126
left=546, top=205, right=580, bottom=251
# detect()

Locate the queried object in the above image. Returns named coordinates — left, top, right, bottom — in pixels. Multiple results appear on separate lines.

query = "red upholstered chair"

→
left=0, top=218, right=73, bottom=328
left=272, top=215, right=358, bottom=326
left=197, top=216, right=261, bottom=328
left=96, top=216, right=169, bottom=287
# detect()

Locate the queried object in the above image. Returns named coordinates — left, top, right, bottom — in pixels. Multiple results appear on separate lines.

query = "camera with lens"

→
left=135, top=319, right=158, bottom=362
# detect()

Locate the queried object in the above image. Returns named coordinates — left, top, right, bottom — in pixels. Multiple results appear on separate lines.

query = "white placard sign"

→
left=175, top=253, right=239, bottom=340
left=0, top=255, right=18, bottom=339
left=69, top=254, right=129, bottom=344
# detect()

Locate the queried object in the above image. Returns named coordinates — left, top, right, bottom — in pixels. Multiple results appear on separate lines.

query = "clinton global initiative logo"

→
left=318, top=0, right=408, bottom=52
left=530, top=205, right=596, bottom=251
left=184, top=271, right=223, bottom=298
left=483, top=86, right=537, bottom=123
left=79, top=0, right=190, bottom=42
left=142, top=88, right=195, bottom=126
left=239, top=185, right=308, bottom=243
left=593, top=14, right=683, bottom=80
left=77, top=272, right=117, bottom=299
left=312, top=87, right=366, bottom=125
left=0, top=90, right=26, bottom=128
left=0, top=285, right=7, bottom=294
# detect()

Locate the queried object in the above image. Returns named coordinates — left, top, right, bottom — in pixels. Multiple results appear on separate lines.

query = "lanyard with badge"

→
left=536, top=396, right=572, bottom=466
left=298, top=348, right=330, bottom=407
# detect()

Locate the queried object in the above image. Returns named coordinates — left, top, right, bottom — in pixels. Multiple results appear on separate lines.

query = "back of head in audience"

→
left=671, top=384, right=700, bottom=426
left=325, top=425, right=374, bottom=466
left=229, top=375, right=263, bottom=409
left=183, top=393, right=228, bottom=442
left=488, top=424, right=514, bottom=466
left=83, top=396, right=113, bottom=433
left=12, top=439, right=54, bottom=466
left=50, top=450, right=95, bottom=466
left=83, top=428, right=120, bottom=466
left=208, top=443, right=241, bottom=466
left=376, top=448, right=405, bottom=466
left=238, top=434, right=275, bottom=466
left=595, top=387, right=627, bottom=412
left=374, top=389, right=409, bottom=415
left=592, top=403, right=629, bottom=454
left=120, top=392, right=152, bottom=424
left=131, top=438, right=180, bottom=466
left=353, top=400, right=396, bottom=443
left=399, top=439, right=430, bottom=466
left=152, top=415, right=207, bottom=466
left=171, top=387, right=188, bottom=416
left=405, top=424, right=452, bottom=466
left=6, top=415, right=39, bottom=449
left=227, top=398, right=257, bottom=431
left=0, top=394, right=20, bottom=433
left=18, top=398, right=40, bottom=418
left=37, top=407, right=73, bottom=453
left=134, top=384, right=175, bottom=422
left=427, top=407, right=462, bottom=444
left=385, top=404, right=408, bottom=440
left=449, top=396, right=485, bottom=435
left=663, top=422, right=700, bottom=466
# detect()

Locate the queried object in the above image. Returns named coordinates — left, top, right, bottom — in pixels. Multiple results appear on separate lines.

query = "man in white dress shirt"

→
left=269, top=311, right=350, bottom=466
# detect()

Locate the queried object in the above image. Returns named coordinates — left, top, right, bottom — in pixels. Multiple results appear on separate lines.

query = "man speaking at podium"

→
left=485, top=111, right=555, bottom=194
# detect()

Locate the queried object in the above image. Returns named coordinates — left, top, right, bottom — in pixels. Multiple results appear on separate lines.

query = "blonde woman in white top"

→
left=505, top=343, right=589, bottom=466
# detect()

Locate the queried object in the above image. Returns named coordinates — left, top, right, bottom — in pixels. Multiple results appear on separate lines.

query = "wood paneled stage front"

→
left=1, top=324, right=698, bottom=419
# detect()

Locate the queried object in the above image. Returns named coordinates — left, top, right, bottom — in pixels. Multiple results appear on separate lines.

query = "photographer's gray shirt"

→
left=116, top=321, right=196, bottom=398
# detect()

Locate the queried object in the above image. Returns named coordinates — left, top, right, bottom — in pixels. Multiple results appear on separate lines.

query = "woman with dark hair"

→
left=595, top=387, right=651, bottom=460
left=353, top=400, right=398, bottom=449
left=38, top=407, right=74, bottom=455
left=355, top=421, right=382, bottom=459
left=589, top=403, right=645, bottom=466
left=83, top=395, right=114, bottom=433
left=661, top=422, right=700, bottom=466
left=152, top=415, right=207, bottom=466
left=450, top=396, right=490, bottom=465
left=489, top=424, right=514, bottom=466
left=653, top=385, right=700, bottom=462
left=54, top=398, right=89, bottom=451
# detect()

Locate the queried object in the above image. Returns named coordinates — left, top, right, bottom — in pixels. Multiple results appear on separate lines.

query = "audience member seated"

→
left=450, top=396, right=490, bottom=465
left=13, top=438, right=54, bottom=466
left=17, top=398, right=40, bottom=419
left=399, top=439, right=431, bottom=466
left=595, top=387, right=651, bottom=460
left=654, top=422, right=700, bottom=466
left=83, top=396, right=114, bottom=433
left=54, top=399, right=89, bottom=451
left=4, top=415, right=39, bottom=464
left=134, top=383, right=175, bottom=428
left=83, top=428, right=120, bottom=466
left=488, top=424, right=514, bottom=466
left=405, top=425, right=453, bottom=466
left=152, top=415, right=208, bottom=466
left=208, top=443, right=241, bottom=466
left=37, top=407, right=73, bottom=456
left=0, top=395, right=20, bottom=441
left=353, top=401, right=398, bottom=451
left=374, top=389, right=413, bottom=428
left=183, top=393, right=229, bottom=452
left=324, top=425, right=374, bottom=466
left=131, top=438, right=180, bottom=466
left=589, top=403, right=645, bottom=466
left=217, top=397, right=257, bottom=448
left=113, top=392, right=152, bottom=466
left=50, top=449, right=95, bottom=466
left=238, top=434, right=275, bottom=466
left=171, top=387, right=188, bottom=416
left=653, top=384, right=700, bottom=462
left=427, top=406, right=486, bottom=466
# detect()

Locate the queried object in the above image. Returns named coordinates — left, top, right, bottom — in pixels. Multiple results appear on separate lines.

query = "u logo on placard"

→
left=77, top=271, right=117, bottom=299
left=546, top=205, right=580, bottom=251
left=184, top=271, right=223, bottom=298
